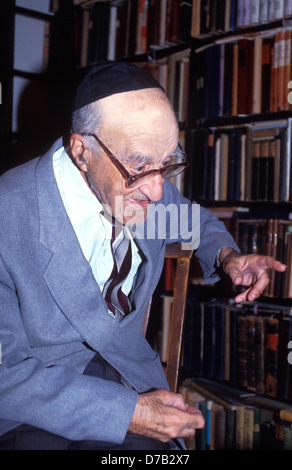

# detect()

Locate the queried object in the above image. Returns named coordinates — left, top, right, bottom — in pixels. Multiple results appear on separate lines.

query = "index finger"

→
left=256, top=256, right=286, bottom=272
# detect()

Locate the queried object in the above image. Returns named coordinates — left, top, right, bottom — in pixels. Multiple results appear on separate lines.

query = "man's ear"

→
left=70, top=134, right=91, bottom=172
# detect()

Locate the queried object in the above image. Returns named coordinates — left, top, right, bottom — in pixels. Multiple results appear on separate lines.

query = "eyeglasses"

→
left=81, top=132, right=189, bottom=189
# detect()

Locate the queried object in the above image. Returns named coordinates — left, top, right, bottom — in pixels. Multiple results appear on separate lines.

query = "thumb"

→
left=233, top=274, right=244, bottom=285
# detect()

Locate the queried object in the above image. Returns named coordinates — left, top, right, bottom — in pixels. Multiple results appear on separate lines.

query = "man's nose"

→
left=138, top=174, right=164, bottom=201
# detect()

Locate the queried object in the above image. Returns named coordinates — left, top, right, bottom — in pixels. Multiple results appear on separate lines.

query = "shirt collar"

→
left=57, top=147, right=104, bottom=226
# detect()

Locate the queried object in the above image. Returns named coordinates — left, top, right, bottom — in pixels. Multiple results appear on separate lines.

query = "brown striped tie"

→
left=103, top=219, right=132, bottom=321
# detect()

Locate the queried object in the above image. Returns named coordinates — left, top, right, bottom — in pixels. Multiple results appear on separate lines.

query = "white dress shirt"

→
left=53, top=146, right=142, bottom=304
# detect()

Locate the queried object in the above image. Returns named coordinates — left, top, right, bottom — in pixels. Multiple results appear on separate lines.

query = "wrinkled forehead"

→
left=98, top=88, right=179, bottom=155
left=98, top=88, right=174, bottom=123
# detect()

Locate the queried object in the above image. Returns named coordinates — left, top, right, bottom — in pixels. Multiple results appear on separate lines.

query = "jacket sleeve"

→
left=0, top=253, right=138, bottom=442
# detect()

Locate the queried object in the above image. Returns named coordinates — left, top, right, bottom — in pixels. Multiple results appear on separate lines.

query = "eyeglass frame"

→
left=81, top=132, right=189, bottom=188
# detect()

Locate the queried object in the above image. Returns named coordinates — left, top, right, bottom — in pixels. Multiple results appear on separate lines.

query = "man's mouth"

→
left=129, top=199, right=151, bottom=208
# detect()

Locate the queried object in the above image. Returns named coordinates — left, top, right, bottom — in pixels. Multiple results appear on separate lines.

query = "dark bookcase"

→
left=180, top=0, right=292, bottom=451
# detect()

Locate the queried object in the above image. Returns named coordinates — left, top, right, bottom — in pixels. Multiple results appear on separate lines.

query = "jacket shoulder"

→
left=0, top=157, right=40, bottom=196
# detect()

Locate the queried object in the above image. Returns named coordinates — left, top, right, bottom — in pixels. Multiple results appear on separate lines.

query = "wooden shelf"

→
left=191, top=16, right=292, bottom=50
left=15, top=5, right=53, bottom=21
left=195, top=111, right=292, bottom=128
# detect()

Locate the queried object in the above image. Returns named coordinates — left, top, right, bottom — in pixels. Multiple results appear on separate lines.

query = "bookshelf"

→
left=179, top=0, right=292, bottom=451
left=3, top=0, right=292, bottom=451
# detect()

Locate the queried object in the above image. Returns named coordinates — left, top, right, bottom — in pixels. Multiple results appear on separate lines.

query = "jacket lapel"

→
left=36, top=141, right=116, bottom=351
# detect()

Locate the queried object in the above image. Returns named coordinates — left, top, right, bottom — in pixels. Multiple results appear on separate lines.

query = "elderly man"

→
left=0, top=62, right=286, bottom=450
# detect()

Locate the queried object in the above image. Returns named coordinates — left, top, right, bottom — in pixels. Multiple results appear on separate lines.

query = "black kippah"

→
left=73, top=61, right=165, bottom=111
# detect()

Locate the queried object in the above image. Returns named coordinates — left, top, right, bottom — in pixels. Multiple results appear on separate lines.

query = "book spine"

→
left=244, top=406, right=255, bottom=450
left=283, top=30, right=291, bottom=111
left=250, top=0, right=260, bottom=24
left=285, top=0, right=292, bottom=16
left=237, top=315, right=248, bottom=388
left=271, top=33, right=279, bottom=113
left=265, top=317, right=279, bottom=397
left=255, top=316, right=266, bottom=394
left=252, top=36, right=262, bottom=114
left=274, top=0, right=284, bottom=19
left=277, top=31, right=286, bottom=111
left=231, top=42, right=239, bottom=115
left=246, top=315, right=256, bottom=392
left=259, top=0, right=269, bottom=21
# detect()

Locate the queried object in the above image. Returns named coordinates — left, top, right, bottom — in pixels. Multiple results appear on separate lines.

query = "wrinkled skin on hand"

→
left=219, top=247, right=287, bottom=303
left=128, top=389, right=204, bottom=443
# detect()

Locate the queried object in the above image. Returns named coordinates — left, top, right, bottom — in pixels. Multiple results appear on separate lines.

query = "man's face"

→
left=75, top=88, right=179, bottom=225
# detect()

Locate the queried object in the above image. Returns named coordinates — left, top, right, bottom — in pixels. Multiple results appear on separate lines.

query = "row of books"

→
left=179, top=378, right=292, bottom=450
left=191, top=0, right=292, bottom=37
left=209, top=211, right=292, bottom=299
left=73, top=0, right=192, bottom=66
left=189, top=30, right=292, bottom=122
left=185, top=120, right=292, bottom=204
left=157, top=213, right=292, bottom=299
left=183, top=300, right=292, bottom=402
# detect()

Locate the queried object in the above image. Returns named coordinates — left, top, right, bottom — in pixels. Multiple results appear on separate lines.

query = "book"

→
left=250, top=0, right=260, bottom=24
left=280, top=408, right=292, bottom=422
left=252, top=35, right=262, bottom=114
left=270, top=32, right=279, bottom=113
left=183, top=299, right=205, bottom=374
left=223, top=42, right=234, bottom=116
left=236, top=0, right=244, bottom=27
left=237, top=314, right=248, bottom=388
left=244, top=406, right=255, bottom=450
left=265, top=317, right=279, bottom=397
left=196, top=400, right=208, bottom=449
left=259, top=0, right=269, bottom=22
left=251, top=140, right=260, bottom=200
left=267, top=0, right=275, bottom=20
left=246, top=315, right=257, bottom=392
left=284, top=0, right=292, bottom=16
left=235, top=404, right=245, bottom=449
left=211, top=403, right=226, bottom=450
left=136, top=0, right=148, bottom=54
left=242, top=0, right=251, bottom=26
left=237, top=39, right=254, bottom=115
left=190, top=0, right=201, bottom=37
left=231, top=42, right=239, bottom=115
left=261, top=37, right=273, bottom=113
left=274, top=0, right=284, bottom=19
left=255, top=316, right=266, bottom=395
left=277, top=31, right=286, bottom=111
left=283, top=30, right=291, bottom=111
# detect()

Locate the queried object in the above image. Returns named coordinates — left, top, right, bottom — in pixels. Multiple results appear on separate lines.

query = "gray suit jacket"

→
left=0, top=138, right=239, bottom=443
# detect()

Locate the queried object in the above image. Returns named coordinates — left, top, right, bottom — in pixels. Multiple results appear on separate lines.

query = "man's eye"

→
left=131, top=164, right=149, bottom=174
left=162, top=159, right=171, bottom=168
